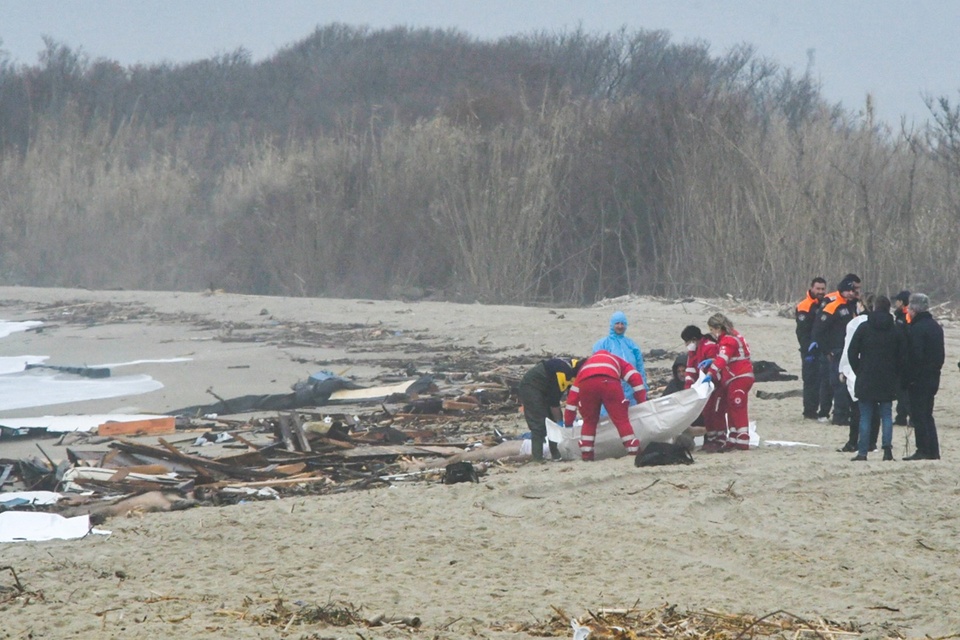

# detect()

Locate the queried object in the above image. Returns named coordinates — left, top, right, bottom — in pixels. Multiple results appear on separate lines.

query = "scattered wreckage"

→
left=0, top=366, right=522, bottom=536
left=1, top=349, right=798, bottom=541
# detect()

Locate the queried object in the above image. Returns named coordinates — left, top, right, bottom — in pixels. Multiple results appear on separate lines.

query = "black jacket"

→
left=520, top=358, right=576, bottom=406
left=811, top=294, right=857, bottom=354
left=905, top=311, right=945, bottom=392
left=848, top=310, right=904, bottom=403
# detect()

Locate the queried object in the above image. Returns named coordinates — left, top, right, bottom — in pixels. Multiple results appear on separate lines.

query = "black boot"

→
left=882, top=446, right=893, bottom=461
left=530, top=434, right=545, bottom=462
left=548, top=441, right=561, bottom=461
left=838, top=421, right=858, bottom=452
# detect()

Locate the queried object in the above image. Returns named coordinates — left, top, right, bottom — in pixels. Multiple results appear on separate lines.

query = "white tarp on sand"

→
left=0, top=511, right=111, bottom=543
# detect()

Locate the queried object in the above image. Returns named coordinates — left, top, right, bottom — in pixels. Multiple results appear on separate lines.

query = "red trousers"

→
left=721, top=375, right=754, bottom=449
left=703, top=387, right=726, bottom=440
left=576, top=376, right=640, bottom=460
left=723, top=375, right=753, bottom=428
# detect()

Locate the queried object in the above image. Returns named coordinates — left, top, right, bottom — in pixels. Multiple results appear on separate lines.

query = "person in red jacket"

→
left=704, top=313, right=755, bottom=451
left=563, top=350, right=647, bottom=461
left=681, top=324, right=725, bottom=451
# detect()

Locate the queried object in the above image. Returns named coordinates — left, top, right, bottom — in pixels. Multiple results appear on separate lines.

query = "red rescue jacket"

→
left=708, top=330, right=754, bottom=386
left=685, top=336, right=719, bottom=389
left=563, top=350, right=646, bottom=425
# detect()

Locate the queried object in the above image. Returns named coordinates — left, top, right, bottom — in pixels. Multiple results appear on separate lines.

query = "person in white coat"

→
left=837, top=294, right=879, bottom=452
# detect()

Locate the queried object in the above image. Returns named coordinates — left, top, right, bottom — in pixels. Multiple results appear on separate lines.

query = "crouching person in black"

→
left=518, top=357, right=581, bottom=461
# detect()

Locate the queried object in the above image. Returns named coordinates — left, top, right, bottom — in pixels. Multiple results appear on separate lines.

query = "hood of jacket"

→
left=608, top=311, right=628, bottom=337
left=867, top=309, right=895, bottom=331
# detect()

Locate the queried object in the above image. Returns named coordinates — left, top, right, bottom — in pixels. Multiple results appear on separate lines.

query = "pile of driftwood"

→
left=0, top=371, right=523, bottom=519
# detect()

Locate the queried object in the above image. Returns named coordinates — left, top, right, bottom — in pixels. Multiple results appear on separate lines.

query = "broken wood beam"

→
left=110, top=440, right=281, bottom=481
left=97, top=416, right=176, bottom=437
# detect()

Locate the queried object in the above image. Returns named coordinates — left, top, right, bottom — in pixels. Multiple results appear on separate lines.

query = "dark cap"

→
left=838, top=278, right=856, bottom=293
left=680, top=325, right=703, bottom=342
left=894, top=290, right=911, bottom=304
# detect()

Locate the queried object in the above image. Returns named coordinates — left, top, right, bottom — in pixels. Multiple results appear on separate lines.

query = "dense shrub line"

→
left=1, top=26, right=958, bottom=304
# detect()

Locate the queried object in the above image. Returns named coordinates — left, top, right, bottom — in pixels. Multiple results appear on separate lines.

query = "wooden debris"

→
left=277, top=412, right=311, bottom=452
left=97, top=416, right=176, bottom=437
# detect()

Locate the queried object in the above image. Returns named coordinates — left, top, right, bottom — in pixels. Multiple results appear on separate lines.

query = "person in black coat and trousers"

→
left=903, top=293, right=945, bottom=460
left=848, top=296, right=905, bottom=461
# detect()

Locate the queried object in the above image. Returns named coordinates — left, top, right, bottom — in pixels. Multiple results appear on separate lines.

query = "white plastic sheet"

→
left=0, top=511, right=110, bottom=543
left=547, top=377, right=714, bottom=461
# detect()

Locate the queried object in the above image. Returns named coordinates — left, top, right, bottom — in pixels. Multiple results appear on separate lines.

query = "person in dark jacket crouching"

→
left=903, top=293, right=945, bottom=460
left=847, top=296, right=905, bottom=461
left=518, top=357, right=581, bottom=461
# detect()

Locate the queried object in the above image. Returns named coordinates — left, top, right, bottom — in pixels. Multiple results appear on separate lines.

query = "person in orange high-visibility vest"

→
left=796, top=277, right=827, bottom=420
left=563, top=350, right=646, bottom=461
left=810, top=275, right=861, bottom=425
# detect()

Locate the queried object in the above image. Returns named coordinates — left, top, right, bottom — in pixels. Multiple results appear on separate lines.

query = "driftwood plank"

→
left=97, top=416, right=176, bottom=437
left=111, top=440, right=280, bottom=481
left=287, top=412, right=311, bottom=452
left=277, top=415, right=296, bottom=451
left=339, top=444, right=462, bottom=458
left=215, top=475, right=332, bottom=489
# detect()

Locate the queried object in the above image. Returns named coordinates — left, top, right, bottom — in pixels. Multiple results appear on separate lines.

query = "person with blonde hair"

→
left=703, top=313, right=755, bottom=451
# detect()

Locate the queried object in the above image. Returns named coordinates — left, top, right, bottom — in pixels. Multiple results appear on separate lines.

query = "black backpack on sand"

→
left=635, top=442, right=695, bottom=467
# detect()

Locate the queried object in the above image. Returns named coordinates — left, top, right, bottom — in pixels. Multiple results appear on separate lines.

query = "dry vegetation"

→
left=2, top=26, right=960, bottom=304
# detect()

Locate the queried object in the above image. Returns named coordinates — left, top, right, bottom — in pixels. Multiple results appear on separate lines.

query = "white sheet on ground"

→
left=763, top=440, right=820, bottom=447
left=0, top=511, right=110, bottom=542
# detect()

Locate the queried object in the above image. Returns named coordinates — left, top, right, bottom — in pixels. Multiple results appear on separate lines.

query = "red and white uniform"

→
left=685, top=336, right=718, bottom=389
left=564, top=350, right=647, bottom=461
left=707, top=329, right=754, bottom=450
left=685, top=336, right=725, bottom=448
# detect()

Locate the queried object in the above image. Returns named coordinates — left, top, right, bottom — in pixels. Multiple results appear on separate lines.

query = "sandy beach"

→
left=1, top=285, right=958, bottom=639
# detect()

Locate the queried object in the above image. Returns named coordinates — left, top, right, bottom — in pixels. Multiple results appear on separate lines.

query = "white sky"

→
left=1, top=0, right=958, bottom=127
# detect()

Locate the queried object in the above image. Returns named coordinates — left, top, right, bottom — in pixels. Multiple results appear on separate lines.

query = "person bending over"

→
left=563, top=350, right=646, bottom=461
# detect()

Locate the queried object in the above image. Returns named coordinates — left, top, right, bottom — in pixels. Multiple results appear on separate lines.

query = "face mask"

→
left=687, top=343, right=697, bottom=352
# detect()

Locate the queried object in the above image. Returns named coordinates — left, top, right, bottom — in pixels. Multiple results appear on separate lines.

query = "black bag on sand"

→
left=443, top=461, right=480, bottom=484
left=635, top=442, right=695, bottom=467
